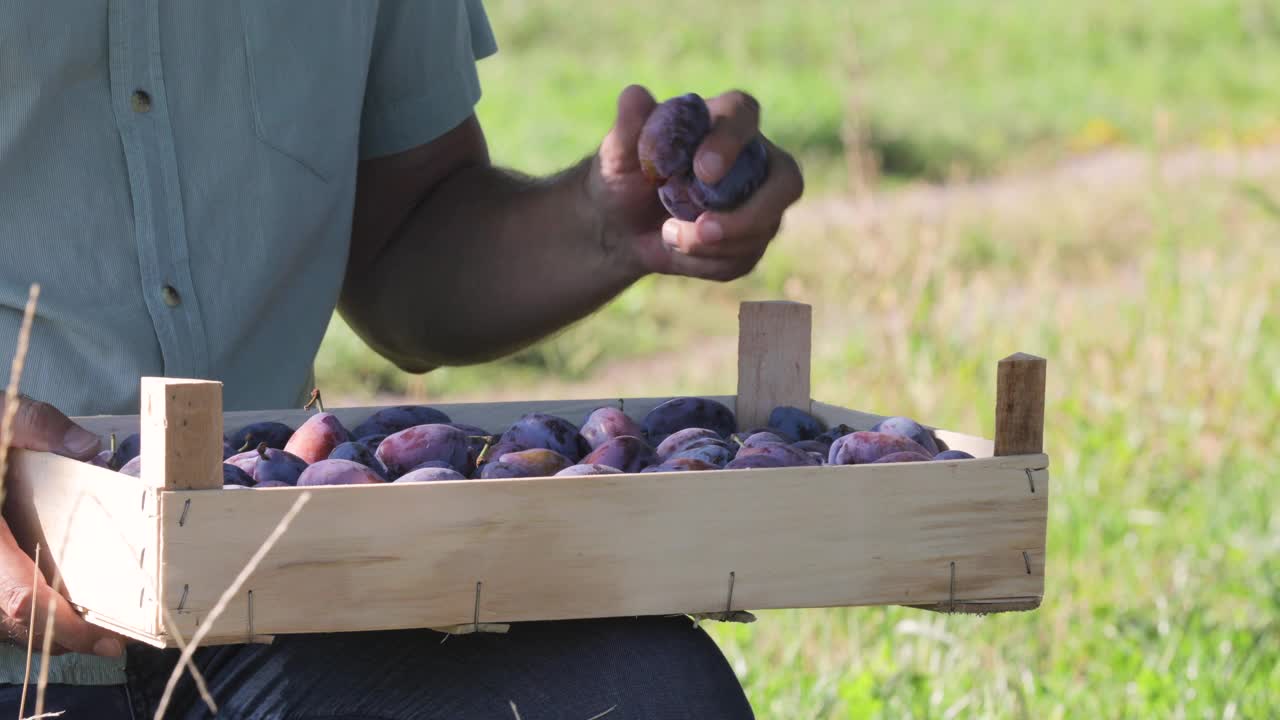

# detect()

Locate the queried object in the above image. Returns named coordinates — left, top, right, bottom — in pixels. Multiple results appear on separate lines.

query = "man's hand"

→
left=587, top=85, right=805, bottom=282
left=0, top=395, right=125, bottom=658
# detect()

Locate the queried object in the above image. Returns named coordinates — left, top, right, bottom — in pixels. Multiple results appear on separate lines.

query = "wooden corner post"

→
left=994, top=353, right=1046, bottom=456
left=140, top=377, right=224, bottom=490
left=736, top=301, right=813, bottom=431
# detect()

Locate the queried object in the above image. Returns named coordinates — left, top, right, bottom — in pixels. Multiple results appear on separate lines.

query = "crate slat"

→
left=158, top=453, right=1048, bottom=646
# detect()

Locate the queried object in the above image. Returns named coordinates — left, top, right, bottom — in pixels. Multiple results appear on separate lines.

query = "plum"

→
left=88, top=449, right=114, bottom=469
left=791, top=439, right=831, bottom=456
left=222, top=463, right=255, bottom=487
left=393, top=466, right=467, bottom=483
left=641, top=397, right=736, bottom=445
left=283, top=412, right=352, bottom=464
left=111, top=433, right=141, bottom=470
left=871, top=451, right=934, bottom=464
left=555, top=463, right=624, bottom=477
left=669, top=442, right=735, bottom=467
left=253, top=480, right=291, bottom=488
left=579, top=407, right=643, bottom=451
left=449, top=423, right=496, bottom=469
left=657, top=173, right=702, bottom=221
left=228, top=421, right=293, bottom=452
left=734, top=443, right=819, bottom=467
left=767, top=406, right=827, bottom=442
left=472, top=438, right=528, bottom=476
left=642, top=457, right=719, bottom=473
left=742, top=431, right=787, bottom=449
left=118, top=455, right=142, bottom=477
left=730, top=427, right=791, bottom=446
left=245, top=444, right=307, bottom=486
left=223, top=438, right=236, bottom=459
left=870, top=416, right=940, bottom=456
left=815, top=424, right=855, bottom=445
left=352, top=405, right=452, bottom=439
left=358, top=434, right=388, bottom=453
left=655, top=428, right=723, bottom=459
left=329, top=441, right=390, bottom=480
left=580, top=435, right=658, bottom=474
left=480, top=448, right=573, bottom=479
left=934, top=450, right=975, bottom=461
left=375, top=423, right=470, bottom=478
left=828, top=431, right=933, bottom=466
left=690, top=136, right=769, bottom=211
left=638, top=93, right=712, bottom=184
left=297, top=459, right=385, bottom=486
left=500, top=413, right=588, bottom=462
left=724, top=454, right=787, bottom=470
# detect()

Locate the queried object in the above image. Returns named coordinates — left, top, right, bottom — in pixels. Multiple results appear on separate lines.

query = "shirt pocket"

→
left=239, top=1, right=377, bottom=181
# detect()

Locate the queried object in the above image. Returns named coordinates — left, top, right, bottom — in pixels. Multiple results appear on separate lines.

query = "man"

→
left=0, top=2, right=802, bottom=717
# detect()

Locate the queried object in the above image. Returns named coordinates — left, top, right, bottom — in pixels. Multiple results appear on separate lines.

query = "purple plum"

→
left=870, top=416, right=940, bottom=456
left=791, top=439, right=831, bottom=456
left=734, top=443, right=819, bottom=467
left=500, top=413, right=589, bottom=462
left=828, top=431, right=934, bottom=466
left=297, top=459, right=385, bottom=486
left=222, top=463, right=255, bottom=486
left=638, top=93, right=712, bottom=184
left=228, top=421, right=294, bottom=453
left=111, top=433, right=141, bottom=470
left=555, top=463, right=624, bottom=477
left=480, top=448, right=574, bottom=479
left=118, top=455, right=142, bottom=477
left=642, top=457, right=719, bottom=473
left=871, top=451, right=934, bottom=464
left=724, top=454, right=787, bottom=470
left=690, top=136, right=769, bottom=211
left=655, top=428, right=724, bottom=460
left=375, top=423, right=470, bottom=478
left=393, top=467, right=467, bottom=483
left=329, top=441, right=390, bottom=480
left=580, top=435, right=658, bottom=474
left=934, top=450, right=975, bottom=461
left=641, top=397, right=737, bottom=445
left=767, top=406, right=827, bottom=442
left=352, top=405, right=452, bottom=439
left=657, top=174, right=702, bottom=221
left=669, top=443, right=735, bottom=467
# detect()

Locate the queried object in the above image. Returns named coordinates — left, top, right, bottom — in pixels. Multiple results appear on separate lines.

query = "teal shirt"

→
left=0, top=0, right=497, bottom=686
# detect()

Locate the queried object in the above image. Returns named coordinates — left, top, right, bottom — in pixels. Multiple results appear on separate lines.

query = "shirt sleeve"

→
left=358, top=0, right=498, bottom=160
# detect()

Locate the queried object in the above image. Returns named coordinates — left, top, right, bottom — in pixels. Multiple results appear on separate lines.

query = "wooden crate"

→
left=3, top=301, right=1049, bottom=648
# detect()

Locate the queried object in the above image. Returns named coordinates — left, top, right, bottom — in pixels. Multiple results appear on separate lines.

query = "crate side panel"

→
left=159, top=454, right=1047, bottom=642
left=5, top=449, right=159, bottom=635
left=73, top=396, right=735, bottom=444
left=810, top=401, right=996, bottom=457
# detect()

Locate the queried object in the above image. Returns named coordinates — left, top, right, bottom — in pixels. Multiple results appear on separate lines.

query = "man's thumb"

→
left=1, top=394, right=100, bottom=460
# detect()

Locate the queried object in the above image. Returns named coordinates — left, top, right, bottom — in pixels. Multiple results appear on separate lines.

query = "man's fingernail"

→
left=697, top=152, right=724, bottom=180
left=700, top=220, right=724, bottom=244
left=93, top=637, right=124, bottom=658
left=62, top=426, right=101, bottom=456
left=662, top=220, right=681, bottom=251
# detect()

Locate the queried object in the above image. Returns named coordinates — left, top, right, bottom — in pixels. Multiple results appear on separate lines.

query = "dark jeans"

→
left=0, top=616, right=753, bottom=719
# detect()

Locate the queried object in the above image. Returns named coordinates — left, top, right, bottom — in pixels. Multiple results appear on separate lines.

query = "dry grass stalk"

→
left=0, top=283, right=41, bottom=508
left=18, top=543, right=40, bottom=720
left=34, top=569, right=63, bottom=718
left=160, top=606, right=218, bottom=713
left=153, top=492, right=311, bottom=720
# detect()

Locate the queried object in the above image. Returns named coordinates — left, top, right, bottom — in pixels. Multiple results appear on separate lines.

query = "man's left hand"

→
left=585, top=85, right=805, bottom=282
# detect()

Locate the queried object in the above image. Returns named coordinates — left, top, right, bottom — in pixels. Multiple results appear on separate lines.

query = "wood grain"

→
left=736, top=301, right=813, bottom=431
left=4, top=449, right=160, bottom=636
left=994, top=353, right=1047, bottom=457
left=158, top=453, right=1048, bottom=644
left=140, top=378, right=224, bottom=490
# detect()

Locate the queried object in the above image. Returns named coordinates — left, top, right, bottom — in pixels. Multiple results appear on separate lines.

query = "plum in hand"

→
left=689, top=136, right=769, bottom=211
left=638, top=93, right=712, bottom=184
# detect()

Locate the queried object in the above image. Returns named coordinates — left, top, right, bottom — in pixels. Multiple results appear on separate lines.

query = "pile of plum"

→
left=86, top=397, right=974, bottom=489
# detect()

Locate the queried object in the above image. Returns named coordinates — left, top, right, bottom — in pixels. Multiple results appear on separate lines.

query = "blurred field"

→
left=315, top=2, right=1280, bottom=718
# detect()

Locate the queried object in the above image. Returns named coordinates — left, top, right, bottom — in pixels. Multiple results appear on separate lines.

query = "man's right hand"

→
left=0, top=394, right=126, bottom=658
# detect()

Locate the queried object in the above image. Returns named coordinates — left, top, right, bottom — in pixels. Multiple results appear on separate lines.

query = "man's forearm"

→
left=341, top=157, right=645, bottom=372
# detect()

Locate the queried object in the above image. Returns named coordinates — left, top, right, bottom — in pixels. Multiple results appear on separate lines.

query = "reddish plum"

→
left=283, top=412, right=352, bottom=464
left=579, top=407, right=643, bottom=451
left=870, top=416, right=940, bottom=456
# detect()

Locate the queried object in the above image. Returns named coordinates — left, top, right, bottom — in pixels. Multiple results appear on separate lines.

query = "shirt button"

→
left=131, top=90, right=152, bottom=113
left=160, top=285, right=181, bottom=307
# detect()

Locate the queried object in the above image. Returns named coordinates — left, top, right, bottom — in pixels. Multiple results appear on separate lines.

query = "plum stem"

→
left=256, top=442, right=269, bottom=461
left=238, top=435, right=254, bottom=453
left=109, top=433, right=117, bottom=453
left=475, top=437, right=498, bottom=468
left=304, top=388, right=324, bottom=413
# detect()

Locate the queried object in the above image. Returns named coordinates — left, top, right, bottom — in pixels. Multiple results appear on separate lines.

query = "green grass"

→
left=311, top=3, right=1280, bottom=716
